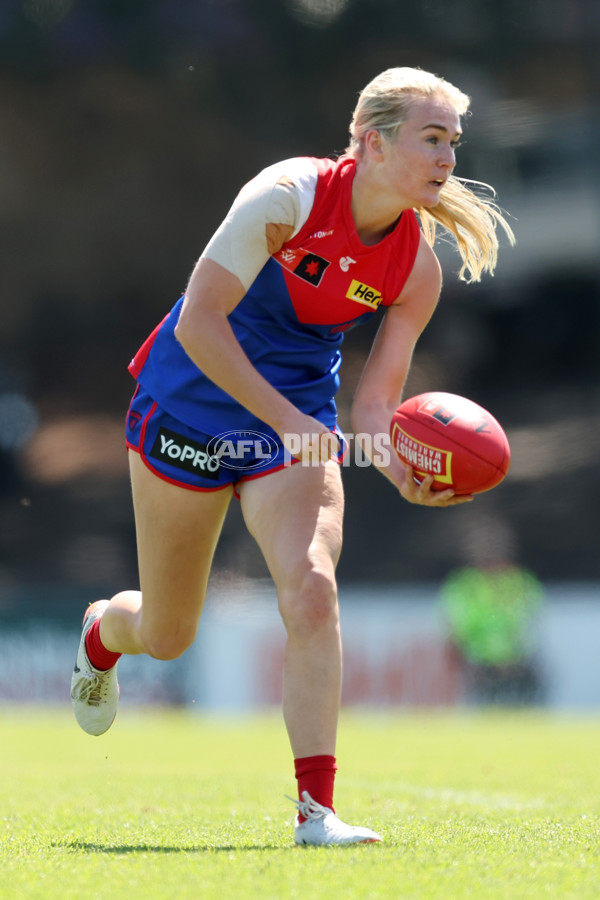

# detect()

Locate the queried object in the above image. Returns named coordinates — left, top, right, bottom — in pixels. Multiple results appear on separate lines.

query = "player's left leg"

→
left=240, top=459, right=344, bottom=759
left=239, top=459, right=381, bottom=845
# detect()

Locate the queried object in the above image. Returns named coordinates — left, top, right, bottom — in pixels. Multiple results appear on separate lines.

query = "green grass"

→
left=1, top=709, right=600, bottom=899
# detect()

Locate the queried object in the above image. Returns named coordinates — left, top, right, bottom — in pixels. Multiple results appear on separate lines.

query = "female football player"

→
left=71, top=66, right=514, bottom=845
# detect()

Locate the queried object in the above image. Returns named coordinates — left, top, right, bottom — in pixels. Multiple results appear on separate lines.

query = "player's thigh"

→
left=129, top=449, right=233, bottom=630
left=238, top=460, right=344, bottom=589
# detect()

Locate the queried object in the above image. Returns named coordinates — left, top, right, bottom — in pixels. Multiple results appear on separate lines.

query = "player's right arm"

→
left=174, top=171, right=337, bottom=462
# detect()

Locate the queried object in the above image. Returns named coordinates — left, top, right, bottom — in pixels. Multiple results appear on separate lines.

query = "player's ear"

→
left=364, top=129, right=385, bottom=161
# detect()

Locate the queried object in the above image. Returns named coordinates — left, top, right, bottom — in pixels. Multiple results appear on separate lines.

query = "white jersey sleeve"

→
left=200, top=158, right=318, bottom=290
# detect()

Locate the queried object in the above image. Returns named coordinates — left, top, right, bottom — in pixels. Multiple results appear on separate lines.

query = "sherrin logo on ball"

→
left=390, top=392, right=511, bottom=495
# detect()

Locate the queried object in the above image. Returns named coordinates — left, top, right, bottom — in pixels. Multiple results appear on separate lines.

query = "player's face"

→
left=383, top=96, right=462, bottom=208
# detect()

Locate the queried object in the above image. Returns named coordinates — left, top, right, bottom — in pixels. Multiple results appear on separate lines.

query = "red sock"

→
left=294, top=755, right=337, bottom=822
left=85, top=619, right=122, bottom=671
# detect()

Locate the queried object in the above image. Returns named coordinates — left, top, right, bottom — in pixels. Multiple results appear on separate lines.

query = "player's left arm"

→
left=351, top=234, right=472, bottom=506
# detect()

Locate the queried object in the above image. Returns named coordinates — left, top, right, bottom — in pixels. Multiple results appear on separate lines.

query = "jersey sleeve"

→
left=200, top=158, right=319, bottom=291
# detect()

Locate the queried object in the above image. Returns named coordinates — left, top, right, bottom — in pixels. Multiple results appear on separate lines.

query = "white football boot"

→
left=70, top=600, right=120, bottom=736
left=292, top=791, right=382, bottom=846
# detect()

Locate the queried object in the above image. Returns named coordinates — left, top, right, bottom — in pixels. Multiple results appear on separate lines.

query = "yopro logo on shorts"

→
left=150, top=427, right=221, bottom=480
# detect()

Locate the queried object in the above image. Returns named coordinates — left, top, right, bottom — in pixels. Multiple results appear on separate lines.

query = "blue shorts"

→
left=125, top=384, right=346, bottom=493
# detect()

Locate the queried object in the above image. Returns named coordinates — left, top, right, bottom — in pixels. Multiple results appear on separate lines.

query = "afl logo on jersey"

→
left=345, top=279, right=383, bottom=310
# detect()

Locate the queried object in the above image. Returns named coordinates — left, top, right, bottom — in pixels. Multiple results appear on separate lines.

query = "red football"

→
left=390, top=392, right=511, bottom=495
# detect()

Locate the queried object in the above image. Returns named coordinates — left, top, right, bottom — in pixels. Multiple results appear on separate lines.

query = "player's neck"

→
left=350, top=167, right=407, bottom=245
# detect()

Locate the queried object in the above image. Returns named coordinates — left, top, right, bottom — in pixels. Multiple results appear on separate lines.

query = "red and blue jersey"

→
left=129, top=155, right=421, bottom=435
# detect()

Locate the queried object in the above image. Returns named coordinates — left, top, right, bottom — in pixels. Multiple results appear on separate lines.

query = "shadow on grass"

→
left=55, top=841, right=283, bottom=854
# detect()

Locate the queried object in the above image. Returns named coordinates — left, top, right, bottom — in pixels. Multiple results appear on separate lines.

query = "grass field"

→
left=1, top=709, right=600, bottom=899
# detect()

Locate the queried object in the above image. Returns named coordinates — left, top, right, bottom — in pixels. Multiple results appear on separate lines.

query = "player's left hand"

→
left=399, top=466, right=473, bottom=507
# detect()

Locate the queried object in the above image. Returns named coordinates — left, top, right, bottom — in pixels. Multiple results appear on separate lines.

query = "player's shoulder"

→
left=240, top=158, right=324, bottom=238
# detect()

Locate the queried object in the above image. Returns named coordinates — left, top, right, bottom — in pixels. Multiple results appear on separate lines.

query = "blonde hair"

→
left=347, top=67, right=515, bottom=283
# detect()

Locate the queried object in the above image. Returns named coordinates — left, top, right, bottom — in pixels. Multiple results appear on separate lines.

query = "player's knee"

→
left=278, top=566, right=339, bottom=636
left=139, top=624, right=195, bottom=661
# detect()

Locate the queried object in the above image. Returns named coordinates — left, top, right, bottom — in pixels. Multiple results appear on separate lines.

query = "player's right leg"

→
left=71, top=449, right=233, bottom=735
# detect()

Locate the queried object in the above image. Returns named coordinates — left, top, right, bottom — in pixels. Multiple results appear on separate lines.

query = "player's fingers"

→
left=401, top=466, right=473, bottom=506
left=432, top=488, right=473, bottom=506
left=293, top=430, right=339, bottom=464
left=399, top=465, right=423, bottom=501
left=417, top=473, right=435, bottom=490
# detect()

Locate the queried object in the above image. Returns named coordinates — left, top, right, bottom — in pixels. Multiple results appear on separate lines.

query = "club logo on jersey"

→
left=345, top=279, right=383, bottom=310
left=276, top=248, right=330, bottom=286
left=150, top=427, right=221, bottom=479
left=339, top=256, right=356, bottom=272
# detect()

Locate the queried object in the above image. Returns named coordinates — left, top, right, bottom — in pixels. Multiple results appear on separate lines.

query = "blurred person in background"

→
left=70, top=66, right=514, bottom=845
left=440, top=517, right=545, bottom=705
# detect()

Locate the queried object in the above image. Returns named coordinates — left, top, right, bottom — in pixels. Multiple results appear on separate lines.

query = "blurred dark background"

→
left=1, top=0, right=599, bottom=621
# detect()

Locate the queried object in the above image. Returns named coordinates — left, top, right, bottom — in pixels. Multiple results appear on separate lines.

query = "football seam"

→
left=395, top=417, right=509, bottom=491
left=401, top=413, right=510, bottom=475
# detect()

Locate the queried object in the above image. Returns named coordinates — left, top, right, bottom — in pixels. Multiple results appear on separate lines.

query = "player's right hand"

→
left=280, top=414, right=340, bottom=464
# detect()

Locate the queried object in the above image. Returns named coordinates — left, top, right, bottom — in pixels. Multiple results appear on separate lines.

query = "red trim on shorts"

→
left=233, top=457, right=300, bottom=499
left=127, top=400, right=231, bottom=492
left=126, top=444, right=232, bottom=493
left=336, top=433, right=349, bottom=465
left=238, top=457, right=300, bottom=483
left=232, top=443, right=344, bottom=499
left=127, top=395, right=344, bottom=498
left=236, top=429, right=344, bottom=487
left=139, top=398, right=157, bottom=446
